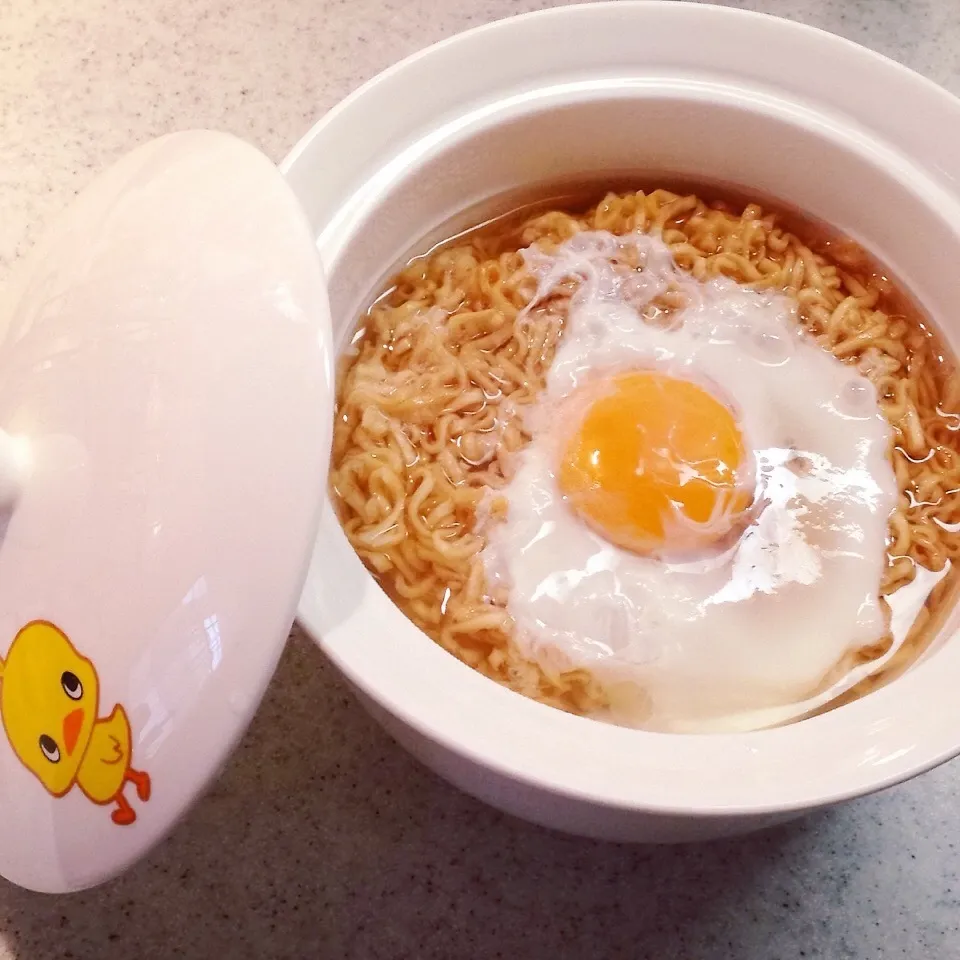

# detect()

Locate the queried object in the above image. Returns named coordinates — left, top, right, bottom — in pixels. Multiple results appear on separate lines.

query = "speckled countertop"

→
left=3, top=0, right=960, bottom=957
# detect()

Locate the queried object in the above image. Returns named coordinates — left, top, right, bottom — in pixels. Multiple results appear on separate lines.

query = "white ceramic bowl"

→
left=289, top=2, right=960, bottom=841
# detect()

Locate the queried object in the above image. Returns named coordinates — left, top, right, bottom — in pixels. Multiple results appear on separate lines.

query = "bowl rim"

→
left=289, top=1, right=960, bottom=816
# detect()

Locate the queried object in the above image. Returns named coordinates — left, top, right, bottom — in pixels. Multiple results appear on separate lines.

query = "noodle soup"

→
left=329, top=186, right=960, bottom=733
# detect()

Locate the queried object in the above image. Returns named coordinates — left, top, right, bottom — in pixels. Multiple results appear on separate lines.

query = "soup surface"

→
left=330, top=186, right=960, bottom=732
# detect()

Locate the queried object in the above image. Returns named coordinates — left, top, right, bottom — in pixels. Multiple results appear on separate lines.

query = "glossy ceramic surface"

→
left=291, top=2, right=960, bottom=839
left=0, top=131, right=332, bottom=892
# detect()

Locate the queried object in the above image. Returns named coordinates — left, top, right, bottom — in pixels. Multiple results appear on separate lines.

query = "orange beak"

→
left=63, top=708, right=84, bottom=756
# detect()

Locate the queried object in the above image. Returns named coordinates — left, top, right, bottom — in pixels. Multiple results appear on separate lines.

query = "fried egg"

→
left=480, top=231, right=898, bottom=733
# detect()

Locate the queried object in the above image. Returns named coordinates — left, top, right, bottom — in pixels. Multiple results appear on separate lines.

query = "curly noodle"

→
left=329, top=189, right=960, bottom=722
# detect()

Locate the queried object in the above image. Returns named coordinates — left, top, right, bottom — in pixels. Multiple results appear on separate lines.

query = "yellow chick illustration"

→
left=0, top=621, right=150, bottom=825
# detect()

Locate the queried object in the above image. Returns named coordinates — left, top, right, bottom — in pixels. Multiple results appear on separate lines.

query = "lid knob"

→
left=0, top=430, right=27, bottom=512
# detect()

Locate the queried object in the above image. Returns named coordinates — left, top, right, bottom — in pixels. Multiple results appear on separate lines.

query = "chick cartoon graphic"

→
left=0, top=621, right=151, bottom=825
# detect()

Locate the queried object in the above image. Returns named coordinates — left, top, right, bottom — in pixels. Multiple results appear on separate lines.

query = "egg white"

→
left=480, top=231, right=898, bottom=733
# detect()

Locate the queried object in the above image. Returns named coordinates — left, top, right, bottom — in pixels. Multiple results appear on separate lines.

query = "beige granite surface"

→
left=3, top=0, right=960, bottom=957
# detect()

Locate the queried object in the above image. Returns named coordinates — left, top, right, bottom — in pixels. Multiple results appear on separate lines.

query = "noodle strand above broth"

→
left=330, top=188, right=960, bottom=726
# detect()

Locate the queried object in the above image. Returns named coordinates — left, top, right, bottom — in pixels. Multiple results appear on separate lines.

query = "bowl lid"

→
left=0, top=130, right=332, bottom=892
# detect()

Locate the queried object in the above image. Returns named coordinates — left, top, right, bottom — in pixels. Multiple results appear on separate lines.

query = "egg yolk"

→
left=559, top=371, right=751, bottom=557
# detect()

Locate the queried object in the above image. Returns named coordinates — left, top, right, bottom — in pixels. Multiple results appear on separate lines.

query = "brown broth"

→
left=335, top=178, right=960, bottom=720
